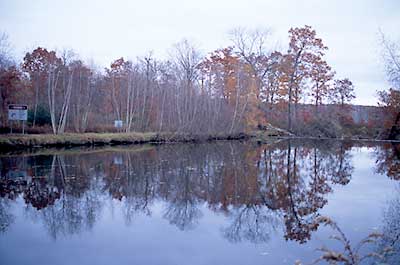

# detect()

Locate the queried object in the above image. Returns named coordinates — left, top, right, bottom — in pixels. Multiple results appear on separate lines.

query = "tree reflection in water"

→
left=375, top=184, right=400, bottom=263
left=375, top=143, right=400, bottom=180
left=0, top=197, right=13, bottom=233
left=0, top=141, right=397, bottom=245
left=223, top=204, right=279, bottom=244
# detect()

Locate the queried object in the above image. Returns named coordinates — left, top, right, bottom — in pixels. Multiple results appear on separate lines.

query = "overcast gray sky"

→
left=1, top=0, right=399, bottom=105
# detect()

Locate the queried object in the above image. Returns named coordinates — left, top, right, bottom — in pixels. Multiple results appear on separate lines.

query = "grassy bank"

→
left=0, top=123, right=295, bottom=151
left=0, top=132, right=255, bottom=151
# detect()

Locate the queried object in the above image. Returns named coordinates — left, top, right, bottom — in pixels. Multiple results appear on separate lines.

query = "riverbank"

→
left=2, top=127, right=390, bottom=152
left=0, top=132, right=260, bottom=151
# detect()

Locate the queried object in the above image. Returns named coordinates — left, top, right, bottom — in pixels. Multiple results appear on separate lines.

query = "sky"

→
left=0, top=0, right=399, bottom=105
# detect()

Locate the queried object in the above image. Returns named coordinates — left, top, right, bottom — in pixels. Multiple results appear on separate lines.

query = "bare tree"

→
left=0, top=32, right=13, bottom=68
left=379, top=29, right=400, bottom=89
left=170, top=39, right=202, bottom=132
left=229, top=27, right=272, bottom=99
left=70, top=60, right=95, bottom=132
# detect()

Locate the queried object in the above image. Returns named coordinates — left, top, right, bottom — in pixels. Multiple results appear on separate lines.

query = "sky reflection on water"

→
left=0, top=140, right=399, bottom=265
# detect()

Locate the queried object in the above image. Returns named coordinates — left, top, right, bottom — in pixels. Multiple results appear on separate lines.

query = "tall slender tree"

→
left=285, top=25, right=328, bottom=131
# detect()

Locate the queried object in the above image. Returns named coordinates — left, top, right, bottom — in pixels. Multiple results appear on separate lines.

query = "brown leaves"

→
left=22, top=47, right=62, bottom=74
left=288, top=25, right=328, bottom=57
left=377, top=88, right=400, bottom=134
left=0, top=66, right=24, bottom=124
left=199, top=47, right=240, bottom=102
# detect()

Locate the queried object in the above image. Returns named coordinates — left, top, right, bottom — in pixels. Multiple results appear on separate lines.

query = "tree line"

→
left=0, top=26, right=357, bottom=135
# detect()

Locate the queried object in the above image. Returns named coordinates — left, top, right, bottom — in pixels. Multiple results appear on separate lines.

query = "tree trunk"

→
left=33, top=77, right=39, bottom=127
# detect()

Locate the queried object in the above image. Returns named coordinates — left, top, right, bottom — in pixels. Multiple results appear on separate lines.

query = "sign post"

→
left=8, top=104, right=28, bottom=134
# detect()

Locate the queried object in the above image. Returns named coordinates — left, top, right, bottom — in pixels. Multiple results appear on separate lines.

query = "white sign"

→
left=113, top=156, right=123, bottom=165
left=114, top=120, right=123, bottom=128
left=8, top=104, right=28, bottom=121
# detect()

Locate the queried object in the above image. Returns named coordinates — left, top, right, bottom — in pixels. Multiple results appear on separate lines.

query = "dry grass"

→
left=0, top=124, right=290, bottom=151
left=0, top=132, right=157, bottom=148
left=295, top=216, right=393, bottom=265
left=0, top=131, right=253, bottom=151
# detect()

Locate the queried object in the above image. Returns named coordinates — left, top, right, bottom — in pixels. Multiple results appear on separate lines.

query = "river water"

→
left=0, top=140, right=399, bottom=265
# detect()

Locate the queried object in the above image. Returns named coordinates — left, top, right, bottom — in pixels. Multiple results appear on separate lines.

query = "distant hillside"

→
left=349, top=105, right=385, bottom=124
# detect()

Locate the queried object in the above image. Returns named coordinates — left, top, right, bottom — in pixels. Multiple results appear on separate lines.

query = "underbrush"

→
left=285, top=118, right=382, bottom=139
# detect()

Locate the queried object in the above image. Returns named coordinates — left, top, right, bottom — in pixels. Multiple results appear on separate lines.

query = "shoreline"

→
left=0, top=131, right=397, bottom=152
left=0, top=132, right=253, bottom=151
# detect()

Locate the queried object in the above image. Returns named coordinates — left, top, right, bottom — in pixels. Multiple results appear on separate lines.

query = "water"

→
left=0, top=140, right=399, bottom=265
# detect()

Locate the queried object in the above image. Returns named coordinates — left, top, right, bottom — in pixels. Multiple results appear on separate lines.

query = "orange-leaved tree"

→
left=285, top=25, right=328, bottom=131
left=22, top=47, right=62, bottom=127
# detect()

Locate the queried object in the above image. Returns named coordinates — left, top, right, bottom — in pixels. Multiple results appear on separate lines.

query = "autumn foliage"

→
left=0, top=26, right=360, bottom=135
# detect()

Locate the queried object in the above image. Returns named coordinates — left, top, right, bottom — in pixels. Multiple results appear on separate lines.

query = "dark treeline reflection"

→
left=373, top=184, right=400, bottom=264
left=0, top=141, right=397, bottom=243
left=372, top=143, right=400, bottom=263
left=374, top=143, right=400, bottom=180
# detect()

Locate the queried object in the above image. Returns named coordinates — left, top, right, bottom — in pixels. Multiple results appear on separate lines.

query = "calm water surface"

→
left=0, top=140, right=399, bottom=265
